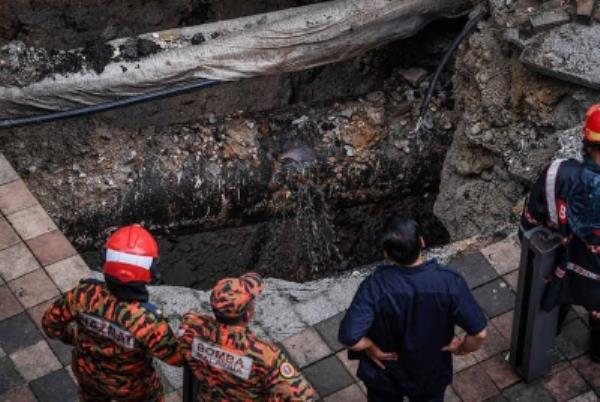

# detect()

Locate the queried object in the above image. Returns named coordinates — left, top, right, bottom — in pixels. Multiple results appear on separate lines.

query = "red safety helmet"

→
left=583, top=104, right=600, bottom=144
left=103, top=224, right=159, bottom=284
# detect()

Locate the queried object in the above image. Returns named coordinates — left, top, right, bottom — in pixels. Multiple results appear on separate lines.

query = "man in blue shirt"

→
left=338, top=215, right=488, bottom=401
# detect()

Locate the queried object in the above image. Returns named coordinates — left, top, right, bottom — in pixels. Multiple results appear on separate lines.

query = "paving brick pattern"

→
left=0, top=154, right=94, bottom=401
left=1, top=151, right=599, bottom=401
left=277, top=245, right=600, bottom=401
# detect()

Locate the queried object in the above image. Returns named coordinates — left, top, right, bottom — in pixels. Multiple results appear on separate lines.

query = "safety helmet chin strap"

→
left=150, top=258, right=161, bottom=282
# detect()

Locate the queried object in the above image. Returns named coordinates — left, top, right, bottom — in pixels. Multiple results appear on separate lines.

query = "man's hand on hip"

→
left=365, top=343, right=399, bottom=369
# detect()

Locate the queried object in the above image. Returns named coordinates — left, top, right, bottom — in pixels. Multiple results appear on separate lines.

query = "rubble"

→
left=433, top=0, right=600, bottom=240
left=576, top=0, right=596, bottom=24
left=520, top=24, right=600, bottom=90
left=397, top=68, right=428, bottom=87
left=528, top=9, right=570, bottom=31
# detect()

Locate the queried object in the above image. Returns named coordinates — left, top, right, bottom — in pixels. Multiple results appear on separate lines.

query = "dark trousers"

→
left=367, top=386, right=445, bottom=402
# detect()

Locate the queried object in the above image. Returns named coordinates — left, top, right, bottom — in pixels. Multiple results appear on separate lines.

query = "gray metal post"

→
left=509, top=226, right=562, bottom=382
left=182, top=365, right=199, bottom=402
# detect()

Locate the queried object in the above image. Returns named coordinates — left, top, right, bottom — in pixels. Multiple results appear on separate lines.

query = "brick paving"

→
left=0, top=151, right=599, bottom=401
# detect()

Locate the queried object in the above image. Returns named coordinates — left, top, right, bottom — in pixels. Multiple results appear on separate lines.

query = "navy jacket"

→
left=521, top=158, right=600, bottom=310
left=338, top=260, right=486, bottom=396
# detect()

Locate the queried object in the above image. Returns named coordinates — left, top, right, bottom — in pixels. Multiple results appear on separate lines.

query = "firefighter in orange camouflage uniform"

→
left=178, top=272, right=316, bottom=401
left=42, top=224, right=182, bottom=401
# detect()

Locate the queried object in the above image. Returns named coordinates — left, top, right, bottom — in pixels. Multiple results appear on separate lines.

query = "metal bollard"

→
left=509, top=226, right=562, bottom=382
left=183, top=365, right=199, bottom=402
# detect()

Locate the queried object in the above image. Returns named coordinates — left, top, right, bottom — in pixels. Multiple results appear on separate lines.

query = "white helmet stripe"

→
left=106, top=249, right=153, bottom=270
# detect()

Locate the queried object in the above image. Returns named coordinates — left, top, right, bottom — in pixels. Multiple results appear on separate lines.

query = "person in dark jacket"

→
left=338, top=215, right=488, bottom=402
left=521, top=104, right=600, bottom=361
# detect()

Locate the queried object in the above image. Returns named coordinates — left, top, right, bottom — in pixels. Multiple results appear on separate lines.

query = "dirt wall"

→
left=0, top=0, right=325, bottom=49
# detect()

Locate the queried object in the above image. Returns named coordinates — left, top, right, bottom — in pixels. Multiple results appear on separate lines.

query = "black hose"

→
left=411, top=10, right=487, bottom=137
left=0, top=78, right=221, bottom=129
left=0, top=11, right=485, bottom=131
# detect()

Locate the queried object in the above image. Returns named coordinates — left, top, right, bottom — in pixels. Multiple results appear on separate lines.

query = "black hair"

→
left=214, top=314, right=246, bottom=326
left=583, top=141, right=600, bottom=157
left=213, top=301, right=253, bottom=326
left=380, top=215, right=422, bottom=266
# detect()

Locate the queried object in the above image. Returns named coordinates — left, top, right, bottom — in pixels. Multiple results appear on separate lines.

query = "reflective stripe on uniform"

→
left=566, top=262, right=600, bottom=281
left=586, top=130, right=600, bottom=142
left=545, top=159, right=566, bottom=226
left=105, top=249, right=153, bottom=270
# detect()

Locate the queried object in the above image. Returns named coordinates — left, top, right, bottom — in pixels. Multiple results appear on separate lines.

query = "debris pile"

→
left=434, top=0, right=600, bottom=240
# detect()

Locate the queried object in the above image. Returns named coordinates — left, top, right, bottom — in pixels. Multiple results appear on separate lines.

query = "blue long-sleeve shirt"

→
left=338, top=259, right=487, bottom=396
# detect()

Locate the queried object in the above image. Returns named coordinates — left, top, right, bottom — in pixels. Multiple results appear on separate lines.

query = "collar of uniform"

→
left=375, top=259, right=438, bottom=275
left=215, top=320, right=252, bottom=338
left=583, top=156, right=600, bottom=173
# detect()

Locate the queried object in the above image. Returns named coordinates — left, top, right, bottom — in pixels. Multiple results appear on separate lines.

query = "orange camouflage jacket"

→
left=42, top=279, right=182, bottom=400
left=178, top=312, right=316, bottom=401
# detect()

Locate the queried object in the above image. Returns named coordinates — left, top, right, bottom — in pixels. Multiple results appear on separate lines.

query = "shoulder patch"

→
left=279, top=362, right=296, bottom=379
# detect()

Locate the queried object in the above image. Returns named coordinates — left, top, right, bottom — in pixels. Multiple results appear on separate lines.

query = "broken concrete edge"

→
left=143, top=233, right=489, bottom=341
left=528, top=9, right=571, bottom=32
left=146, top=232, right=493, bottom=389
left=0, top=148, right=510, bottom=390
left=502, top=22, right=600, bottom=92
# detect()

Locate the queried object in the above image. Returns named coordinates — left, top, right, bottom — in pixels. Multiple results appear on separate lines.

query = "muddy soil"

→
left=1, top=19, right=461, bottom=286
left=0, top=1, right=327, bottom=50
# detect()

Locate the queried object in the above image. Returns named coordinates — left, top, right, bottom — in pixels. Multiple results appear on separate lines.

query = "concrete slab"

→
left=520, top=24, right=600, bottom=90
left=0, top=285, right=23, bottom=321
left=480, top=353, right=520, bottom=390
left=529, top=9, right=570, bottom=31
left=29, top=369, right=78, bottom=402
left=0, top=155, right=19, bottom=186
left=7, top=205, right=57, bottom=241
left=502, top=381, right=553, bottom=401
left=27, top=230, right=78, bottom=266
left=314, top=312, right=345, bottom=352
left=0, top=243, right=41, bottom=282
left=0, top=313, right=43, bottom=354
left=281, top=327, right=331, bottom=368
left=0, top=217, right=20, bottom=252
left=450, top=252, right=498, bottom=289
left=0, top=385, right=37, bottom=402
left=0, top=180, right=37, bottom=216
left=472, top=279, right=516, bottom=318
left=9, top=341, right=62, bottom=381
left=323, top=383, right=366, bottom=402
left=45, top=255, right=91, bottom=292
left=303, top=355, right=355, bottom=398
left=0, top=357, right=25, bottom=394
left=543, top=365, right=590, bottom=401
left=482, top=236, right=520, bottom=276
left=453, top=364, right=500, bottom=401
left=572, top=355, right=600, bottom=389
left=556, top=319, right=590, bottom=360
left=8, top=269, right=59, bottom=309
left=568, top=390, right=599, bottom=402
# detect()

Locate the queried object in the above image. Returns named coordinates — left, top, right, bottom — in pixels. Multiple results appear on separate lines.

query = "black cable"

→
left=0, top=78, right=221, bottom=129
left=411, top=10, right=487, bottom=137
left=1, top=11, right=485, bottom=131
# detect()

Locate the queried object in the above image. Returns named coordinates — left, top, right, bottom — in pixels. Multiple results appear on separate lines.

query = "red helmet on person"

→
left=103, top=224, right=159, bottom=284
left=583, top=104, right=600, bottom=144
